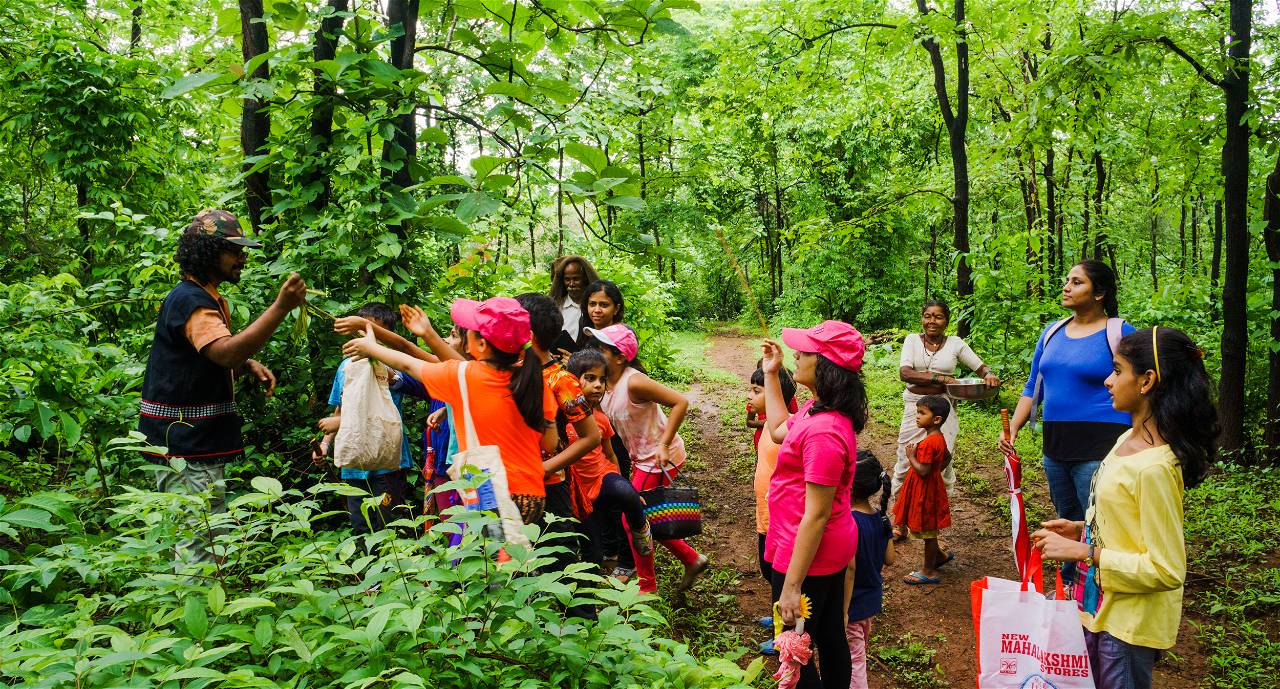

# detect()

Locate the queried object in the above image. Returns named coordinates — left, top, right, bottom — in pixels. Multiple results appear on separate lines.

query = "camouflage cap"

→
left=185, top=209, right=263, bottom=248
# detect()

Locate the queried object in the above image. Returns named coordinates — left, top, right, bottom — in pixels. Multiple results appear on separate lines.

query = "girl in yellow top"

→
left=1032, top=327, right=1216, bottom=689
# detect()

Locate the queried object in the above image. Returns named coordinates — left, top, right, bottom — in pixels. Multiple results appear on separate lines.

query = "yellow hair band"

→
left=1152, top=327, right=1161, bottom=383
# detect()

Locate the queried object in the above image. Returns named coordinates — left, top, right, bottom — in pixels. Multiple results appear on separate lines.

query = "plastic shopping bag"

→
left=333, top=359, right=403, bottom=472
left=971, top=551, right=1095, bottom=689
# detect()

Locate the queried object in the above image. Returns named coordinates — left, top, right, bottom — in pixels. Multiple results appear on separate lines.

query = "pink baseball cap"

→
left=584, top=323, right=638, bottom=361
left=781, top=320, right=865, bottom=372
left=450, top=297, right=531, bottom=354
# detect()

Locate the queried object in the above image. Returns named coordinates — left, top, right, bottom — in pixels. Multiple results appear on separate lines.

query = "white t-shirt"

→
left=560, top=296, right=581, bottom=341
left=899, top=334, right=984, bottom=377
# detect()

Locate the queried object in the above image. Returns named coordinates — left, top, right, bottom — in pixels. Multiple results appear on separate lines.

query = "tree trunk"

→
left=306, top=0, right=349, bottom=214
left=239, top=0, right=272, bottom=233
left=130, top=2, right=142, bottom=55
left=76, top=182, right=91, bottom=268
left=1178, top=200, right=1187, bottom=275
left=1149, top=169, right=1159, bottom=291
left=1044, top=146, right=1058, bottom=280
left=557, top=146, right=565, bottom=255
left=1191, top=193, right=1201, bottom=269
left=1091, top=150, right=1107, bottom=260
left=1218, top=0, right=1251, bottom=458
left=1211, top=199, right=1223, bottom=296
left=381, top=0, right=419, bottom=237
left=1263, top=153, right=1280, bottom=464
left=916, top=0, right=972, bottom=336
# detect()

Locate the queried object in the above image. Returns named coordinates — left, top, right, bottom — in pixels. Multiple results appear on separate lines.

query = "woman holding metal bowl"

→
left=892, top=299, right=999, bottom=540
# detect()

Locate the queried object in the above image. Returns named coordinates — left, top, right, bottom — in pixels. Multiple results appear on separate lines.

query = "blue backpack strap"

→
left=1030, top=318, right=1071, bottom=410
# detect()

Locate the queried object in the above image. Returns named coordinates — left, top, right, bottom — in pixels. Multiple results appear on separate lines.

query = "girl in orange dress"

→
left=893, top=394, right=952, bottom=585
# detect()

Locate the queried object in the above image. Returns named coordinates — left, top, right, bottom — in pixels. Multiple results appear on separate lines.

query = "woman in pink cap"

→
left=344, top=297, right=559, bottom=524
left=584, top=323, right=710, bottom=593
left=760, top=320, right=868, bottom=689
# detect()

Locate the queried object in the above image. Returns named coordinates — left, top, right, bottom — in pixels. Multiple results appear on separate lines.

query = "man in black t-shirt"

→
left=140, top=209, right=306, bottom=570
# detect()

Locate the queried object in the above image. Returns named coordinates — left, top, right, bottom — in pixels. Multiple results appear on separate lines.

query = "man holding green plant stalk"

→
left=139, top=209, right=308, bottom=570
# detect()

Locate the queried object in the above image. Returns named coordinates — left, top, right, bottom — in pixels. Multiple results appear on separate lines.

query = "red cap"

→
left=781, top=320, right=865, bottom=372
left=584, top=323, right=638, bottom=361
left=450, top=297, right=531, bottom=354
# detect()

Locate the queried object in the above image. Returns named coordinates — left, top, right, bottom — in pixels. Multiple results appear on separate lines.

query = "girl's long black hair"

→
left=486, top=342, right=547, bottom=432
left=811, top=355, right=869, bottom=433
left=1075, top=259, right=1120, bottom=318
left=1115, top=327, right=1217, bottom=487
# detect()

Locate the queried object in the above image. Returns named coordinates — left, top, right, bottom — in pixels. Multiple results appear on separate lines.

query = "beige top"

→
left=899, top=334, right=983, bottom=377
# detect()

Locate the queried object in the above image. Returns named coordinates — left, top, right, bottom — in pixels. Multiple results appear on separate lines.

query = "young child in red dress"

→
left=894, top=394, right=952, bottom=585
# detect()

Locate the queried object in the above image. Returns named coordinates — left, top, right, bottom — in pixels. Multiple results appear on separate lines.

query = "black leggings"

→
left=758, top=532, right=775, bottom=584
left=770, top=568, right=851, bottom=689
left=602, top=436, right=635, bottom=567
left=582, top=473, right=647, bottom=564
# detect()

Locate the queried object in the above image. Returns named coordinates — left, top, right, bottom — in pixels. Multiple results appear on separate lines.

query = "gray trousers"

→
left=156, top=459, right=226, bottom=571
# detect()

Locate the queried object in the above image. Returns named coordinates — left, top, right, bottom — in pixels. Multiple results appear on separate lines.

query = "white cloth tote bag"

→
left=445, top=361, right=531, bottom=548
left=971, top=550, right=1096, bottom=689
left=333, top=359, right=403, bottom=472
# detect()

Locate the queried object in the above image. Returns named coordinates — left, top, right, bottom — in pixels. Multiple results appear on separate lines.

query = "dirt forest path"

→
left=679, top=330, right=1206, bottom=688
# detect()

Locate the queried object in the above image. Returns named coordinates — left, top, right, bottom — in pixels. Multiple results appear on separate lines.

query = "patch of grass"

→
left=873, top=632, right=949, bottom=688
left=665, top=330, right=740, bottom=386
left=649, top=551, right=750, bottom=661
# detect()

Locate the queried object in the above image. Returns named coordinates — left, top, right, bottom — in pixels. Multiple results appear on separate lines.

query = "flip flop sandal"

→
left=936, top=551, right=957, bottom=568
left=902, top=571, right=942, bottom=585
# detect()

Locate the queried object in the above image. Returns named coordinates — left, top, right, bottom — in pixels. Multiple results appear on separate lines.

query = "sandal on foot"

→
left=677, top=555, right=710, bottom=592
left=611, top=566, right=636, bottom=584
left=902, top=571, right=941, bottom=585
left=936, top=551, right=956, bottom=569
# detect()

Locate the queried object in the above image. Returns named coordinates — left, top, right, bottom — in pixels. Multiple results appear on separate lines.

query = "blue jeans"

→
left=1043, top=457, right=1101, bottom=582
left=1086, top=630, right=1159, bottom=689
left=1042, top=457, right=1102, bottom=522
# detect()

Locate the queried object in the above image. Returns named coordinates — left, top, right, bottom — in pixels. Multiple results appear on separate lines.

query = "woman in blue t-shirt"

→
left=1000, top=260, right=1135, bottom=527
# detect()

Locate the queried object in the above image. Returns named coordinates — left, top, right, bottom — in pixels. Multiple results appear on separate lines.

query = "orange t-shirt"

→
left=753, top=428, right=781, bottom=534
left=417, top=359, right=556, bottom=498
left=542, top=360, right=591, bottom=485
left=568, top=410, right=619, bottom=520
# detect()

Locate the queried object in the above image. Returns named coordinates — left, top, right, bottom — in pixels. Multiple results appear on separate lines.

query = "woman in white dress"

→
left=892, top=300, right=999, bottom=539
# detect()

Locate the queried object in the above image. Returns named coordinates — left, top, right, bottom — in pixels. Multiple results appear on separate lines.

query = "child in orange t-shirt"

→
left=893, top=394, right=952, bottom=585
left=564, top=349, right=657, bottom=591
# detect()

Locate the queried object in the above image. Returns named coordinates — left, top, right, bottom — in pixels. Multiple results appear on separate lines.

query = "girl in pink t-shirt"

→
left=761, top=320, right=868, bottom=689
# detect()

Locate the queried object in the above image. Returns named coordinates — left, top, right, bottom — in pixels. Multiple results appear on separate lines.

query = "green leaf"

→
left=35, top=404, right=54, bottom=440
left=0, top=508, right=58, bottom=532
left=250, top=476, right=283, bottom=497
left=603, top=195, right=646, bottom=211
left=223, top=597, right=276, bottom=616
left=161, top=72, right=224, bottom=99
left=455, top=192, right=502, bottom=223
left=207, top=583, right=225, bottom=615
left=13, top=425, right=30, bottom=443
left=564, top=142, right=608, bottom=174
left=58, top=412, right=81, bottom=446
left=183, top=596, right=209, bottom=639
left=469, top=155, right=509, bottom=180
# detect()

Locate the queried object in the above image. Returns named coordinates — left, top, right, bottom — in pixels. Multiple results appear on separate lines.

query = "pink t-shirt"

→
left=764, top=400, right=858, bottom=576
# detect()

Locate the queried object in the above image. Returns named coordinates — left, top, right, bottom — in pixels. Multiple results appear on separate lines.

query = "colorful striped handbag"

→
left=639, top=468, right=703, bottom=540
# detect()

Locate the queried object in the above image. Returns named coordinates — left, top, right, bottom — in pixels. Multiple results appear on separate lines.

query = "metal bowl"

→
left=947, top=377, right=1000, bottom=401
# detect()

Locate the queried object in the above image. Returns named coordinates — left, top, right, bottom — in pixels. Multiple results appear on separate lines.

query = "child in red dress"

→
left=894, top=394, right=952, bottom=585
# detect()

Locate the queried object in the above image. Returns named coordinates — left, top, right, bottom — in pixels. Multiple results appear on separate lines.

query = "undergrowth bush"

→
left=1, top=469, right=762, bottom=688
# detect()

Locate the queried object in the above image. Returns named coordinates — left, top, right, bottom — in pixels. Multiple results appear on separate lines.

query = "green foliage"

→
left=0, top=473, right=760, bottom=688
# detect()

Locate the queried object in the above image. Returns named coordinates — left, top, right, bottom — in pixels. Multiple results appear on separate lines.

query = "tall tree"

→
left=239, top=0, right=271, bottom=233
left=381, top=0, right=419, bottom=237
left=305, top=0, right=349, bottom=214
left=915, top=0, right=972, bottom=336
left=1264, top=152, right=1280, bottom=464
left=1160, top=1, right=1250, bottom=456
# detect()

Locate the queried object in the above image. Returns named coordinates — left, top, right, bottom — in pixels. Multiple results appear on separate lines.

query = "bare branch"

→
left=1157, top=36, right=1224, bottom=88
